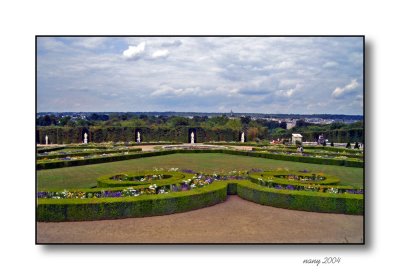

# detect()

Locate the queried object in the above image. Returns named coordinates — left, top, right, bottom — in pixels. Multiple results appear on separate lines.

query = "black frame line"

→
left=35, top=35, right=365, bottom=245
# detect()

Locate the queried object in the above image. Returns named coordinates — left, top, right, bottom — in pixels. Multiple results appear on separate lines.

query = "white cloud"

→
left=332, top=79, right=359, bottom=98
left=122, top=42, right=146, bottom=59
left=151, top=85, right=201, bottom=97
left=323, top=61, right=338, bottom=68
left=152, top=49, right=169, bottom=58
left=73, top=38, right=106, bottom=49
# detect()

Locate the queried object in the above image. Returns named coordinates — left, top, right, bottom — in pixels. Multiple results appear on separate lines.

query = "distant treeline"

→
left=36, top=113, right=363, bottom=144
left=37, top=112, right=363, bottom=120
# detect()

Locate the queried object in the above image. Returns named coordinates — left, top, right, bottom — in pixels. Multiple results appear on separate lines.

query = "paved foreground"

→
left=37, top=196, right=363, bottom=244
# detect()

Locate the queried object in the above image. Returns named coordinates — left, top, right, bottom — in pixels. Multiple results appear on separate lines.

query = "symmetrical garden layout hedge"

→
left=37, top=170, right=364, bottom=222
left=36, top=148, right=363, bottom=170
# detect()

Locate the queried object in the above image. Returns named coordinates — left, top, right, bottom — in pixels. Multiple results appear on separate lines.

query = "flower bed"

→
left=248, top=170, right=362, bottom=195
left=37, top=168, right=364, bottom=221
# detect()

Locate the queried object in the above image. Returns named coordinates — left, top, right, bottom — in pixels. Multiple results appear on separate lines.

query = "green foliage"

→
left=37, top=148, right=364, bottom=170
left=248, top=170, right=341, bottom=186
left=96, top=171, right=190, bottom=189
left=235, top=181, right=363, bottom=215
left=37, top=181, right=228, bottom=222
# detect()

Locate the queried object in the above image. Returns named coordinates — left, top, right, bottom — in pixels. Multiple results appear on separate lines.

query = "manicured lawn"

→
left=37, top=153, right=363, bottom=191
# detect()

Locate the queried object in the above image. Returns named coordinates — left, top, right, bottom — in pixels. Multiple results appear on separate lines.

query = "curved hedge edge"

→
left=235, top=181, right=363, bottom=215
left=37, top=181, right=228, bottom=222
left=36, top=149, right=364, bottom=170
left=96, top=171, right=191, bottom=188
left=249, top=171, right=341, bottom=186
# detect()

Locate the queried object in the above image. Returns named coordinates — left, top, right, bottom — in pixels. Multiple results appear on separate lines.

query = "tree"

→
left=59, top=116, right=71, bottom=126
left=240, top=116, right=252, bottom=125
left=225, top=119, right=242, bottom=130
left=247, top=127, right=259, bottom=141
left=330, top=122, right=345, bottom=130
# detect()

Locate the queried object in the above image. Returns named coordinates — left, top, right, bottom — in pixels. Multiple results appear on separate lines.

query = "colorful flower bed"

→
left=39, top=169, right=249, bottom=199
left=37, top=168, right=364, bottom=221
left=252, top=146, right=363, bottom=160
left=248, top=170, right=363, bottom=194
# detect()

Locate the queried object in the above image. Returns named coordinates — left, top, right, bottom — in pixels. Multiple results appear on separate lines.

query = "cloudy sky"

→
left=37, top=36, right=363, bottom=114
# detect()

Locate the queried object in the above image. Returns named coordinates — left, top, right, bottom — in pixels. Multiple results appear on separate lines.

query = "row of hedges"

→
left=36, top=126, right=268, bottom=144
left=37, top=148, right=142, bottom=159
left=37, top=179, right=363, bottom=222
left=220, top=150, right=364, bottom=168
left=37, top=146, right=66, bottom=153
left=36, top=149, right=364, bottom=170
left=37, top=181, right=228, bottom=222
left=271, top=128, right=364, bottom=143
left=235, top=181, right=363, bottom=215
left=301, top=145, right=364, bottom=154
left=251, top=147, right=363, bottom=159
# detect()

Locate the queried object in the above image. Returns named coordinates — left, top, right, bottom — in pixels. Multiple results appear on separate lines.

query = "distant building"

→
left=292, top=133, right=303, bottom=144
left=286, top=120, right=296, bottom=130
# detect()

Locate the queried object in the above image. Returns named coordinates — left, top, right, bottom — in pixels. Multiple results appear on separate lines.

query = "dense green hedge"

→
left=235, top=181, right=363, bottom=215
left=37, top=181, right=228, bottom=222
left=37, top=146, right=66, bottom=153
left=36, top=126, right=270, bottom=144
left=37, top=148, right=142, bottom=160
left=36, top=149, right=364, bottom=170
left=252, top=147, right=363, bottom=159
left=220, top=150, right=363, bottom=168
left=96, top=171, right=190, bottom=188
left=37, top=179, right=363, bottom=221
left=270, top=128, right=364, bottom=143
left=248, top=170, right=341, bottom=185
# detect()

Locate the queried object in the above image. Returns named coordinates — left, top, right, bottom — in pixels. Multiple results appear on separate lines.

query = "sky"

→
left=37, top=36, right=364, bottom=115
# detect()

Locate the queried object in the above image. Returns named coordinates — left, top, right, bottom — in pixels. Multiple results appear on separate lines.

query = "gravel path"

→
left=37, top=196, right=363, bottom=244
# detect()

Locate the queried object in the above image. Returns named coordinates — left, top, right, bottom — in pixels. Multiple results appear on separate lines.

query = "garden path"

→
left=37, top=195, right=363, bottom=243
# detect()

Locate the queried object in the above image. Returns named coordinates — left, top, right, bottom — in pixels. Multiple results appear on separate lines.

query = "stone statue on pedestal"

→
left=191, top=132, right=195, bottom=144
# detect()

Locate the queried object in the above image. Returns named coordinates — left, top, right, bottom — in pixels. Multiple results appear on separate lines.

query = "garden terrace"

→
left=37, top=147, right=142, bottom=160
left=37, top=168, right=363, bottom=222
left=36, top=147, right=364, bottom=170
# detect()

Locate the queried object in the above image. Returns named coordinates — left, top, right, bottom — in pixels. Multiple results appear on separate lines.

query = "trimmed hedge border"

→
left=251, top=147, right=363, bottom=159
left=248, top=170, right=341, bottom=186
left=235, top=181, right=363, bottom=215
left=37, top=179, right=363, bottom=222
left=37, top=146, right=66, bottom=153
left=37, top=148, right=142, bottom=160
left=37, top=181, right=228, bottom=222
left=96, top=171, right=191, bottom=189
left=36, top=149, right=364, bottom=170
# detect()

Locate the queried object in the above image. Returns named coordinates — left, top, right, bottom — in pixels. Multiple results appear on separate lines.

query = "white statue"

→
left=241, top=132, right=245, bottom=143
left=191, top=132, right=195, bottom=144
left=45, top=135, right=48, bottom=145
left=84, top=132, right=88, bottom=144
left=137, top=131, right=141, bottom=143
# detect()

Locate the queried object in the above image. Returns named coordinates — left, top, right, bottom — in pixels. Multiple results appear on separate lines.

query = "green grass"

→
left=37, top=153, right=363, bottom=191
